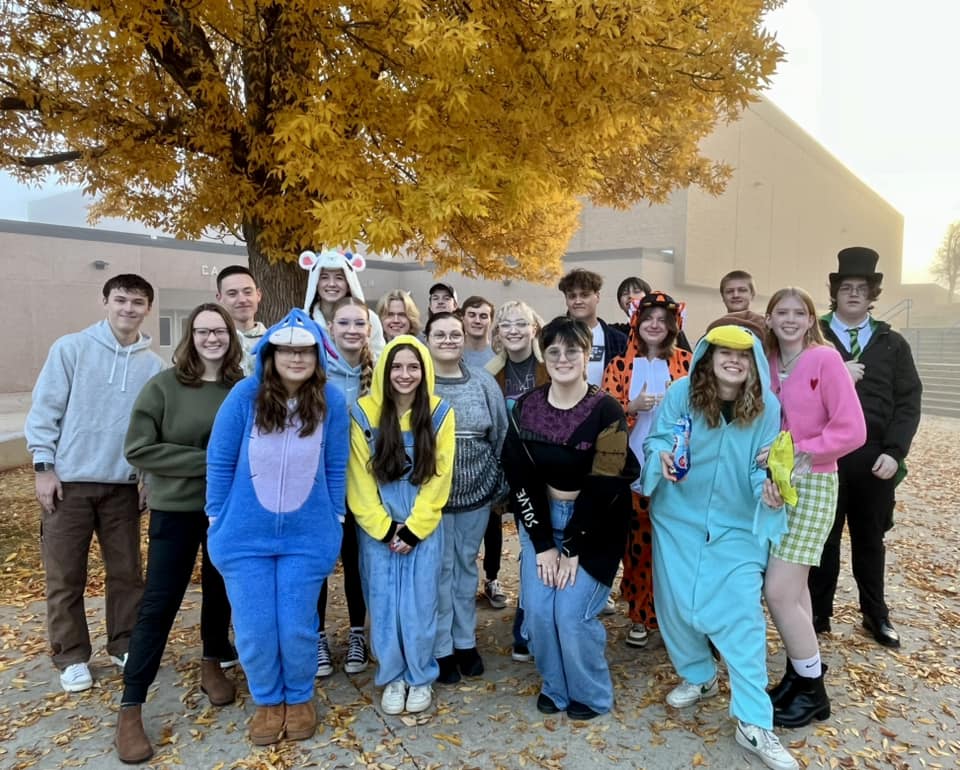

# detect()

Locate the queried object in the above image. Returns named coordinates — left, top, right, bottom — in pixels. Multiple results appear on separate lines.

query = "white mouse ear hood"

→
left=300, top=249, right=368, bottom=311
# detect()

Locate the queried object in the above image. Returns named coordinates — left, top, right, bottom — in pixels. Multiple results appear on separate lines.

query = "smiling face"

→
left=543, top=338, right=588, bottom=386
left=331, top=303, right=370, bottom=356
left=498, top=312, right=537, bottom=359
left=463, top=303, right=493, bottom=343
left=389, top=347, right=424, bottom=399
left=833, top=278, right=871, bottom=324
left=192, top=310, right=231, bottom=365
left=382, top=299, right=411, bottom=338
left=273, top=345, right=318, bottom=394
left=318, top=268, right=349, bottom=303
left=767, top=294, right=814, bottom=348
left=721, top=278, right=754, bottom=312
left=216, top=273, right=261, bottom=329
left=427, top=316, right=465, bottom=367
left=103, top=287, right=151, bottom=343
left=637, top=307, right=669, bottom=351
left=712, top=346, right=754, bottom=398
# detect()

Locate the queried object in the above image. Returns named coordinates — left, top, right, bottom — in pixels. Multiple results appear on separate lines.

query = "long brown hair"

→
left=332, top=296, right=374, bottom=397
left=255, top=343, right=327, bottom=437
left=633, top=305, right=678, bottom=360
left=372, top=343, right=438, bottom=485
left=764, top=287, right=831, bottom=356
left=173, top=303, right=244, bottom=387
left=690, top=345, right=764, bottom=428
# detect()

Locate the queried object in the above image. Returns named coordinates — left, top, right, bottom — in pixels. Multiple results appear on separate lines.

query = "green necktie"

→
left=847, top=327, right=861, bottom=359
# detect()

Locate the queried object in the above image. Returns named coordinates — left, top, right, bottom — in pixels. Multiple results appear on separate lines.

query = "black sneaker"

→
left=436, top=654, right=461, bottom=684
left=344, top=629, right=369, bottom=674
left=537, top=693, right=561, bottom=714
left=567, top=700, right=602, bottom=720
left=454, top=647, right=484, bottom=677
left=511, top=644, right=532, bottom=662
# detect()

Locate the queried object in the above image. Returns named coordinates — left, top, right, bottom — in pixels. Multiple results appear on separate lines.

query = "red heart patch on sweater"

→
left=810, top=378, right=819, bottom=390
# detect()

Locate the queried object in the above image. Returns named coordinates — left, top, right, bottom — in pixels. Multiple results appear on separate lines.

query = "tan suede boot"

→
left=114, top=704, right=154, bottom=764
left=200, top=658, right=236, bottom=706
left=285, top=700, right=318, bottom=741
left=249, top=704, right=285, bottom=746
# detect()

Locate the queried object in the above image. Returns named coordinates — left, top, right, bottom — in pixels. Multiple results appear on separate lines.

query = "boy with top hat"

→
left=808, top=247, right=922, bottom=648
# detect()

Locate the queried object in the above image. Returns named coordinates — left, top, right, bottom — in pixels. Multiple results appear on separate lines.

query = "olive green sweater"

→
left=124, top=368, right=234, bottom=511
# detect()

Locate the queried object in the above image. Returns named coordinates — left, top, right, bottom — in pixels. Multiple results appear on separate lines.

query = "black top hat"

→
left=830, top=247, right=883, bottom=283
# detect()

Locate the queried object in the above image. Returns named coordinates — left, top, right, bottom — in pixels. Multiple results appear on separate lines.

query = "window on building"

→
left=158, top=316, right=172, bottom=347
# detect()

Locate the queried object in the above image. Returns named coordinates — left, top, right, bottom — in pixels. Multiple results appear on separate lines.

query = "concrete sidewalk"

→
left=0, top=391, right=30, bottom=470
left=1, top=500, right=956, bottom=770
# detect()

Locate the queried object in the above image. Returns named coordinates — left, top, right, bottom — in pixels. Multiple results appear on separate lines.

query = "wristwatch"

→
left=34, top=462, right=55, bottom=473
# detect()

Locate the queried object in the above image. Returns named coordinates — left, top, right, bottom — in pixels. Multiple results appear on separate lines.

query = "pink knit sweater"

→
left=768, top=345, right=866, bottom=472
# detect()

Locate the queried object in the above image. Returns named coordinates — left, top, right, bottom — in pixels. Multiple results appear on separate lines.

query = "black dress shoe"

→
left=813, top=615, right=832, bottom=634
left=767, top=656, right=799, bottom=707
left=862, top=616, right=901, bottom=648
left=566, top=700, right=602, bottom=720
left=454, top=647, right=484, bottom=677
left=537, top=693, right=561, bottom=714
left=436, top=654, right=461, bottom=684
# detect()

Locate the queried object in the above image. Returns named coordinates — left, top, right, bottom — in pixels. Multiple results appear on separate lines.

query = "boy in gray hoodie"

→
left=25, top=274, right=164, bottom=693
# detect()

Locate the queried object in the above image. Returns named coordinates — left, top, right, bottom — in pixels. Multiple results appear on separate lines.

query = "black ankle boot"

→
left=773, top=672, right=831, bottom=728
left=767, top=656, right=798, bottom=706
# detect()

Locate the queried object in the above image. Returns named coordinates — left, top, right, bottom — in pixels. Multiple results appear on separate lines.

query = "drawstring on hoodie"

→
left=106, top=339, right=136, bottom=392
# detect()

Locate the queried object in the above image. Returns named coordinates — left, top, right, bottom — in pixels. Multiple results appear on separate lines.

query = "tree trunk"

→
left=242, top=222, right=308, bottom=326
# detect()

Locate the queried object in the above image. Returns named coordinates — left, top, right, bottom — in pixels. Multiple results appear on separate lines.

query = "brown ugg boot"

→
left=200, top=658, right=236, bottom=706
left=285, top=700, right=318, bottom=741
left=249, top=704, right=285, bottom=746
left=114, top=704, right=153, bottom=764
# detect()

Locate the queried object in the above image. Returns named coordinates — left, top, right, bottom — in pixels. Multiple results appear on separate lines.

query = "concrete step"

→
left=923, top=405, right=960, bottom=418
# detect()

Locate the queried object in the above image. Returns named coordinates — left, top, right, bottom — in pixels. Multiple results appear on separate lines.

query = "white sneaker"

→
left=381, top=680, right=407, bottom=715
left=602, top=595, right=617, bottom=615
left=405, top=684, right=433, bottom=713
left=666, top=675, right=719, bottom=708
left=626, top=623, right=649, bottom=648
left=736, top=721, right=799, bottom=770
left=109, top=653, right=128, bottom=671
left=60, top=662, right=93, bottom=692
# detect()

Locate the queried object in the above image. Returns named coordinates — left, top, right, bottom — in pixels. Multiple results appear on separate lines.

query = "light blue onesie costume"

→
left=206, top=309, right=347, bottom=706
left=642, top=331, right=785, bottom=729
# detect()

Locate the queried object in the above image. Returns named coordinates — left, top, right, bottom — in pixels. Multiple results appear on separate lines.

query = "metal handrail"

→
left=879, top=297, right=912, bottom=327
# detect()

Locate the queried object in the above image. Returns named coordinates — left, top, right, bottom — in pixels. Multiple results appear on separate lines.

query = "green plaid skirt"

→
left=771, top=472, right=839, bottom=566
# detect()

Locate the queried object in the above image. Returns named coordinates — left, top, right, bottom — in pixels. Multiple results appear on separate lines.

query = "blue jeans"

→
left=434, top=506, right=490, bottom=657
left=519, top=499, right=612, bottom=713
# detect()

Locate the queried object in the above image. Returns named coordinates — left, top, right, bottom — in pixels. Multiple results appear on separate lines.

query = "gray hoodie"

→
left=25, top=320, right=164, bottom=483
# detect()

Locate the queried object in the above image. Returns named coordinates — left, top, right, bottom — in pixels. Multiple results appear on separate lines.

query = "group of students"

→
left=25, top=246, right=921, bottom=770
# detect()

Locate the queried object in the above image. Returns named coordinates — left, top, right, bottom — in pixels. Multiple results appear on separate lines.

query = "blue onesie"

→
left=206, top=308, right=348, bottom=707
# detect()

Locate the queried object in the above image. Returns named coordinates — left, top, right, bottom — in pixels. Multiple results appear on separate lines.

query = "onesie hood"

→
left=359, top=334, right=439, bottom=425
left=690, top=323, right=771, bottom=392
left=254, top=308, right=335, bottom=379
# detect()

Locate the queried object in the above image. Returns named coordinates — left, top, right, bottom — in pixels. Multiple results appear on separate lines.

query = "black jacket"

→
left=820, top=316, right=922, bottom=462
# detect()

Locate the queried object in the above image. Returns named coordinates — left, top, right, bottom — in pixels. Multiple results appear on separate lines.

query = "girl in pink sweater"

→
left=763, top=287, right=866, bottom=729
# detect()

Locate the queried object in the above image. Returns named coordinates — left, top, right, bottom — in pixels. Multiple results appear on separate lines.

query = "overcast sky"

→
left=3, top=1, right=957, bottom=283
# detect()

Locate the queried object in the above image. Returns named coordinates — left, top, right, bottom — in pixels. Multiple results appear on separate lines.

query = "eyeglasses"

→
left=429, top=332, right=464, bottom=343
left=275, top=346, right=317, bottom=359
left=498, top=320, right=531, bottom=331
left=193, top=328, right=231, bottom=339
left=544, top=346, right=585, bottom=362
left=334, top=319, right=369, bottom=330
left=837, top=284, right=869, bottom=296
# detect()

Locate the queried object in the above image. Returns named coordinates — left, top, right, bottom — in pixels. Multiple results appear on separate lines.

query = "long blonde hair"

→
left=764, top=287, right=831, bottom=357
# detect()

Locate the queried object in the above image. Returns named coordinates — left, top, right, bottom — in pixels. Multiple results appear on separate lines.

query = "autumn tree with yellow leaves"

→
left=1, top=0, right=782, bottom=318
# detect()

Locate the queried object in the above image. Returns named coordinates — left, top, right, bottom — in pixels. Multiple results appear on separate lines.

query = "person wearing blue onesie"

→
left=642, top=325, right=798, bottom=770
left=206, top=308, right=347, bottom=747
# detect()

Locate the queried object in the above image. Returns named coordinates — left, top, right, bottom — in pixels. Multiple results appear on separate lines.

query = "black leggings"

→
left=123, top=510, right=232, bottom=704
left=317, top=509, right=366, bottom=629
left=482, top=507, right=503, bottom=581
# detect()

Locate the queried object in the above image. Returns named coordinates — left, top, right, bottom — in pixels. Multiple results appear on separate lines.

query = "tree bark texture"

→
left=242, top=222, right=308, bottom=326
